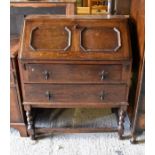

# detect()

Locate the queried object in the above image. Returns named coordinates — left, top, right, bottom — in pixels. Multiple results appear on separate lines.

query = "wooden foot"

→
left=118, top=106, right=127, bottom=140
left=11, top=123, right=28, bottom=137
left=130, top=134, right=137, bottom=144
left=26, top=109, right=35, bottom=140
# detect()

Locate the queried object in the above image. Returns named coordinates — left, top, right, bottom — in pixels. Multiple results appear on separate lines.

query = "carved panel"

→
left=80, top=27, right=121, bottom=52
left=29, top=26, right=71, bottom=51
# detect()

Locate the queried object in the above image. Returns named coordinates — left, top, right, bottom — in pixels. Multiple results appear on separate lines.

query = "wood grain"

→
left=23, top=63, right=123, bottom=83
left=130, top=0, right=145, bottom=142
left=10, top=38, right=28, bottom=137
left=18, top=15, right=132, bottom=139
left=19, top=15, right=132, bottom=61
left=23, top=84, right=127, bottom=103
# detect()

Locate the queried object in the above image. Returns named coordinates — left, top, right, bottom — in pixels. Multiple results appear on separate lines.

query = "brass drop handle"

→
left=45, top=91, right=52, bottom=101
left=100, top=91, right=105, bottom=101
left=100, top=70, right=108, bottom=80
left=42, top=70, right=50, bottom=80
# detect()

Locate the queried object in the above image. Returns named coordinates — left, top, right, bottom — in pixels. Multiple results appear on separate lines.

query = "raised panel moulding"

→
left=29, top=26, right=71, bottom=51
left=80, top=27, right=121, bottom=52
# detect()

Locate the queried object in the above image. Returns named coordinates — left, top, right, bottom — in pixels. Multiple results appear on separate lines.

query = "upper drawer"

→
left=19, top=15, right=132, bottom=61
left=22, top=63, right=123, bottom=83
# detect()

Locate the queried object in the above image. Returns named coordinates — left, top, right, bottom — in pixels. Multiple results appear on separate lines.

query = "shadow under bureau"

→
left=18, top=15, right=132, bottom=140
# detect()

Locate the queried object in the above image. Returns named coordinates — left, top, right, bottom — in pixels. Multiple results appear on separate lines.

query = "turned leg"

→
left=26, top=108, right=35, bottom=140
left=118, top=106, right=127, bottom=140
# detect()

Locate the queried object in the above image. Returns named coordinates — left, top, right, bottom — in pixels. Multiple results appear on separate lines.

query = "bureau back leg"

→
left=25, top=105, right=35, bottom=140
left=118, top=106, right=127, bottom=140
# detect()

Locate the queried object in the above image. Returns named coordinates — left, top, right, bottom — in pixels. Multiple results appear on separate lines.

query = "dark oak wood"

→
left=10, top=37, right=28, bottom=137
left=24, top=102, right=128, bottom=109
left=26, top=109, right=35, bottom=140
left=118, top=106, right=127, bottom=139
left=9, top=0, right=145, bottom=142
left=18, top=15, right=132, bottom=139
left=19, top=15, right=132, bottom=61
left=10, top=87, right=23, bottom=123
left=11, top=123, right=28, bottom=137
left=23, top=84, right=128, bottom=103
left=129, top=0, right=145, bottom=144
left=130, top=57, right=145, bottom=144
left=22, top=63, right=128, bottom=83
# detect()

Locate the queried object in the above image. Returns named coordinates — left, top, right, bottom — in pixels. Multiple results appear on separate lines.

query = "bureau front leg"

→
left=24, top=105, right=35, bottom=140
left=118, top=106, right=127, bottom=140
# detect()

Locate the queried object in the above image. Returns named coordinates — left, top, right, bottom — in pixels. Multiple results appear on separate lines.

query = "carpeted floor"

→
left=10, top=110, right=145, bottom=155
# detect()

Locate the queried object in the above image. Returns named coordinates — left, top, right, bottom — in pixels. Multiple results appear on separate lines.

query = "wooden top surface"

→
left=10, top=0, right=76, bottom=3
left=10, top=0, right=76, bottom=4
left=25, top=14, right=129, bottom=20
left=11, top=0, right=76, bottom=8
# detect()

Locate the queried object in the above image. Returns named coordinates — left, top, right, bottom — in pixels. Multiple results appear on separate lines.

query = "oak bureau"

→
left=18, top=15, right=132, bottom=140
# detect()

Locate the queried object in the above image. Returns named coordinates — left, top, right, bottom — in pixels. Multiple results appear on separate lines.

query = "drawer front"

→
left=23, top=64, right=123, bottom=83
left=24, top=84, right=127, bottom=104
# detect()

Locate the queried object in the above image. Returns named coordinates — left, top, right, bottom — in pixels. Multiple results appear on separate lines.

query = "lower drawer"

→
left=24, top=84, right=127, bottom=104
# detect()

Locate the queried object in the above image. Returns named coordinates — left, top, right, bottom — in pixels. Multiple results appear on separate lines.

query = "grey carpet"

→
left=10, top=109, right=144, bottom=155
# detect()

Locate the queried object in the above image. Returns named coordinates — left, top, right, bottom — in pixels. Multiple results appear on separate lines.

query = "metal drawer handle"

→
left=45, top=91, right=52, bottom=101
left=42, top=70, right=50, bottom=80
left=100, top=70, right=108, bottom=80
left=100, top=91, right=105, bottom=101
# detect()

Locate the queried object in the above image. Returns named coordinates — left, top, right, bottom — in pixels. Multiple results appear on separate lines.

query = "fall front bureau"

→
left=18, top=15, right=132, bottom=139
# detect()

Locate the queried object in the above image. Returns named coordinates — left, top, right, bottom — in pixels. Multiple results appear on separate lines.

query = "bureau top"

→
left=10, top=0, right=76, bottom=8
left=19, top=15, right=132, bottom=61
left=25, top=14, right=129, bottom=20
left=11, top=0, right=76, bottom=3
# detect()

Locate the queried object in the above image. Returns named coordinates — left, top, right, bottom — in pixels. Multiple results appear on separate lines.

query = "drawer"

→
left=23, top=64, right=123, bottom=83
left=24, top=84, right=127, bottom=104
